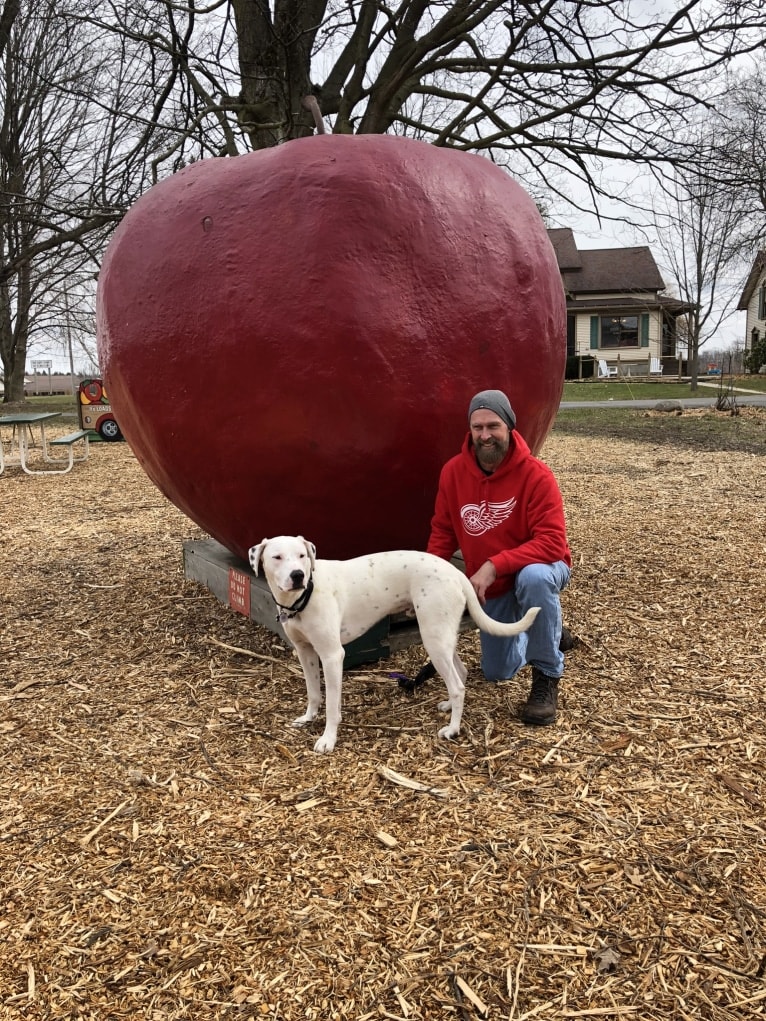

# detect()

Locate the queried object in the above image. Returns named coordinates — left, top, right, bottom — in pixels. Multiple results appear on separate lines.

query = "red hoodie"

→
left=427, top=430, right=571, bottom=600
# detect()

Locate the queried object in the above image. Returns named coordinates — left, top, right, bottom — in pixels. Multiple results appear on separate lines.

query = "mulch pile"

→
left=2, top=412, right=765, bottom=1019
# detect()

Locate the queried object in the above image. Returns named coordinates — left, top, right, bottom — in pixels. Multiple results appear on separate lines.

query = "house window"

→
left=758, top=282, right=766, bottom=320
left=600, top=315, right=639, bottom=348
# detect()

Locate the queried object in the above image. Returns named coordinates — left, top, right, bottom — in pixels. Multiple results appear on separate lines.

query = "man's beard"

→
left=475, top=437, right=509, bottom=470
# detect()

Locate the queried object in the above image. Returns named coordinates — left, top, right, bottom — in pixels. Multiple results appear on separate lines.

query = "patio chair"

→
left=598, top=359, right=618, bottom=378
left=649, top=357, right=663, bottom=375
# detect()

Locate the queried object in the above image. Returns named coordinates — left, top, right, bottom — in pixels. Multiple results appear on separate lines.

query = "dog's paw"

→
left=438, top=724, right=459, bottom=741
left=438, top=698, right=453, bottom=713
left=291, top=713, right=315, bottom=728
left=313, top=734, right=336, bottom=754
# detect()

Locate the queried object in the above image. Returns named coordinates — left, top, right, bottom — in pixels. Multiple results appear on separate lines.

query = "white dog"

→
left=249, top=535, right=540, bottom=753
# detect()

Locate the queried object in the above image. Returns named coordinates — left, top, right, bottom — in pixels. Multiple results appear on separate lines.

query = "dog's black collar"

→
left=275, top=577, right=314, bottom=623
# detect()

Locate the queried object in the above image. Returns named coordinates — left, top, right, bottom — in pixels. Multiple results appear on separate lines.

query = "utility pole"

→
left=64, top=285, right=77, bottom=398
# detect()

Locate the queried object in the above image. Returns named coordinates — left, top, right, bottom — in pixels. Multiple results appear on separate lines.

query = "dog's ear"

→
left=248, top=539, right=269, bottom=575
left=299, top=536, right=317, bottom=570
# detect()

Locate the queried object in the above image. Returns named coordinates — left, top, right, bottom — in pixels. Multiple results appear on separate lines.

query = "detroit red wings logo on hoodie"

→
left=460, top=497, right=517, bottom=535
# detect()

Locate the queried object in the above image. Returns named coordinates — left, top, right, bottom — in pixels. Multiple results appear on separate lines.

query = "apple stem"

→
left=301, top=95, right=326, bottom=135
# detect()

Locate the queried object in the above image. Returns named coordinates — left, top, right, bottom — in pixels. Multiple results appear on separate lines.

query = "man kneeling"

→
left=427, top=389, right=572, bottom=725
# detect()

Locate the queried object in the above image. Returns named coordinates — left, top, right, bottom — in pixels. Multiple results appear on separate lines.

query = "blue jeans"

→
left=480, top=561, right=571, bottom=682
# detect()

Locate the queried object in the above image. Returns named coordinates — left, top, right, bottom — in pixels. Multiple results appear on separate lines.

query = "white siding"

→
left=744, top=267, right=766, bottom=350
left=572, top=310, right=662, bottom=361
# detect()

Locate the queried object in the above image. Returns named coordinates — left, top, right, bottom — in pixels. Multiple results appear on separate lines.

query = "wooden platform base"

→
left=182, top=538, right=472, bottom=667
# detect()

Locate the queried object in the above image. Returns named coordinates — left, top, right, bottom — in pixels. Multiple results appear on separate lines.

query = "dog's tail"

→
left=459, top=573, right=540, bottom=636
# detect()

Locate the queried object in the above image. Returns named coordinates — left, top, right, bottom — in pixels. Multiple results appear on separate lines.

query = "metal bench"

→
left=47, top=429, right=91, bottom=474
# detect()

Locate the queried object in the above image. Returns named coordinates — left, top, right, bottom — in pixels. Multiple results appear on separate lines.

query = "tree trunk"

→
left=687, top=310, right=702, bottom=393
left=0, top=0, right=20, bottom=60
left=1, top=357, right=27, bottom=403
left=0, top=268, right=29, bottom=403
left=689, top=347, right=700, bottom=393
left=230, top=0, right=328, bottom=148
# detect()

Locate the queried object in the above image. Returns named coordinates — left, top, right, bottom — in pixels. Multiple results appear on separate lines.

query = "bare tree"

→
left=90, top=1, right=766, bottom=206
left=650, top=142, right=747, bottom=392
left=0, top=0, right=205, bottom=402
left=668, top=67, right=766, bottom=384
left=708, top=66, right=766, bottom=238
left=705, top=342, right=746, bottom=375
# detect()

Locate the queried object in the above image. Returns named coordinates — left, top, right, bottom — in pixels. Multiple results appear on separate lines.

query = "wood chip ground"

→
left=2, top=413, right=765, bottom=1019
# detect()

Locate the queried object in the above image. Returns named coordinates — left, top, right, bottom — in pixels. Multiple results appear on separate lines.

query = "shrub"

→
left=744, top=336, right=766, bottom=374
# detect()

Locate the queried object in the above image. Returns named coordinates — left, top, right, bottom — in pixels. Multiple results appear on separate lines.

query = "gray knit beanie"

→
left=468, top=389, right=516, bottom=430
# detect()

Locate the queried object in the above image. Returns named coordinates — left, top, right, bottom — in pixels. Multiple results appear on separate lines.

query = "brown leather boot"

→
left=559, top=626, right=575, bottom=652
left=521, top=668, right=559, bottom=726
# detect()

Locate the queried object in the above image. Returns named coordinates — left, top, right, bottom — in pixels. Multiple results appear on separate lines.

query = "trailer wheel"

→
left=99, top=418, right=122, bottom=442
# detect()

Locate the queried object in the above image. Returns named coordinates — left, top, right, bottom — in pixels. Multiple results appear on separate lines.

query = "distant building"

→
left=548, top=228, right=694, bottom=375
left=22, top=373, right=83, bottom=397
left=737, top=250, right=766, bottom=367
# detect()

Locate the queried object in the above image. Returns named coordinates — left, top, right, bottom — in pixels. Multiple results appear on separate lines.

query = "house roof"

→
left=566, top=294, right=695, bottom=316
left=565, top=247, right=665, bottom=293
left=548, top=228, right=667, bottom=292
left=547, top=228, right=582, bottom=271
left=737, top=250, right=766, bottom=310
left=546, top=227, right=694, bottom=316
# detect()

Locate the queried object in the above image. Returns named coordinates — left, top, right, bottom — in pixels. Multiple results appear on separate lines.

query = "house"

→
left=736, top=250, right=766, bottom=365
left=548, top=228, right=694, bottom=375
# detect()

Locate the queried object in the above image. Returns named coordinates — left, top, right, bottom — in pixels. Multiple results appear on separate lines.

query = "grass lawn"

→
left=561, top=375, right=766, bottom=402
left=7, top=392, right=80, bottom=412
left=555, top=399, right=766, bottom=457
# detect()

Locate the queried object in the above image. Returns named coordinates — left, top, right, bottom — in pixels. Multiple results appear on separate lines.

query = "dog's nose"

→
left=289, top=569, right=305, bottom=588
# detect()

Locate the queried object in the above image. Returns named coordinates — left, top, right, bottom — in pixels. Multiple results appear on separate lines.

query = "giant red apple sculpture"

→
left=96, top=135, right=565, bottom=561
